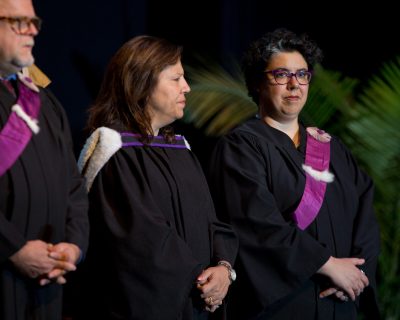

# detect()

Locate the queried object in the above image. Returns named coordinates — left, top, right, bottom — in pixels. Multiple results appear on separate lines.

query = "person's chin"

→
left=176, top=110, right=184, bottom=120
left=16, top=55, right=35, bottom=69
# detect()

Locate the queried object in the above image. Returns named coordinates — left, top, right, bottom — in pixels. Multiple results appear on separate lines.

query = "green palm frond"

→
left=302, top=64, right=359, bottom=130
left=342, top=57, right=400, bottom=320
left=344, top=57, right=400, bottom=187
left=184, top=60, right=256, bottom=136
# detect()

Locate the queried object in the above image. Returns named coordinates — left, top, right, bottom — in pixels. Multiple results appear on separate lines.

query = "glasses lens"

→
left=31, top=17, right=42, bottom=31
left=267, top=69, right=312, bottom=85
left=8, top=17, right=42, bottom=34
left=18, top=19, right=29, bottom=34
left=295, top=71, right=311, bottom=85
left=273, top=70, right=290, bottom=85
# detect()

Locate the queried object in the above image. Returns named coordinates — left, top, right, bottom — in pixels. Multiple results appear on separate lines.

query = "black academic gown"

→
left=0, top=83, right=89, bottom=320
left=79, top=132, right=238, bottom=320
left=209, top=118, right=380, bottom=320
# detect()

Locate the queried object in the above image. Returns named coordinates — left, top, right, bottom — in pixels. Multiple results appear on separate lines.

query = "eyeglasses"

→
left=264, top=69, right=312, bottom=85
left=0, top=16, right=42, bottom=35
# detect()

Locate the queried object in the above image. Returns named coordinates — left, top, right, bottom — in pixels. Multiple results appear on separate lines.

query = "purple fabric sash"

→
left=0, top=76, right=41, bottom=177
left=292, top=127, right=332, bottom=230
left=121, top=132, right=188, bottom=149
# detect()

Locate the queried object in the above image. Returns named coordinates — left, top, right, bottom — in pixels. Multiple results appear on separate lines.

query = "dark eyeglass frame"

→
left=264, top=68, right=313, bottom=85
left=0, top=16, right=42, bottom=35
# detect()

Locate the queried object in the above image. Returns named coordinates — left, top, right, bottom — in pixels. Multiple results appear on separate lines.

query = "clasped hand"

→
left=196, top=265, right=231, bottom=312
left=318, top=256, right=369, bottom=302
left=9, top=240, right=81, bottom=286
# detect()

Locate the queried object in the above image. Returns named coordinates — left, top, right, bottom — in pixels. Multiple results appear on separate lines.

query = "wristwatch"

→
left=218, top=261, right=237, bottom=283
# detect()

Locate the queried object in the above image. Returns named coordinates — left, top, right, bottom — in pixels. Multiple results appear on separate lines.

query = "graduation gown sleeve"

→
left=42, top=89, right=89, bottom=253
left=0, top=210, right=26, bottom=263
left=333, top=140, right=380, bottom=317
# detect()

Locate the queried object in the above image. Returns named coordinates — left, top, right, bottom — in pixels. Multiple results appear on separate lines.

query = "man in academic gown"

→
left=209, top=118, right=380, bottom=319
left=0, top=0, right=89, bottom=319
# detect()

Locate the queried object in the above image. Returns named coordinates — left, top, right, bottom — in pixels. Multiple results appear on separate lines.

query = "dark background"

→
left=33, top=0, right=400, bottom=156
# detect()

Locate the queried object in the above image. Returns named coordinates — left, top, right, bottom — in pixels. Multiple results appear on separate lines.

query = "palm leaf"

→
left=184, top=59, right=256, bottom=136
left=302, top=64, right=359, bottom=130
left=342, top=57, right=400, bottom=319
left=344, top=57, right=400, bottom=186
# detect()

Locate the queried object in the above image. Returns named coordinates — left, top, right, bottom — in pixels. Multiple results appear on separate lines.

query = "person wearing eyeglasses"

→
left=208, top=28, right=380, bottom=319
left=0, top=0, right=89, bottom=319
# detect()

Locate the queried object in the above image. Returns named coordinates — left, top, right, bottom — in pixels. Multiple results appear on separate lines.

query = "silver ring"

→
left=360, top=269, right=365, bottom=275
left=343, top=295, right=349, bottom=302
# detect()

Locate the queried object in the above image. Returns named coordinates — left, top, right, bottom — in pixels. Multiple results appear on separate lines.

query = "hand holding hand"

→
left=317, top=256, right=369, bottom=301
left=319, top=287, right=351, bottom=302
left=40, top=242, right=81, bottom=285
left=9, top=240, right=75, bottom=279
left=47, top=242, right=81, bottom=264
left=196, top=265, right=231, bottom=312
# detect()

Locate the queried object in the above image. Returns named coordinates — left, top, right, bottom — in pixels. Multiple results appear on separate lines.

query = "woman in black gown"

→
left=209, top=28, right=380, bottom=320
left=77, top=35, right=238, bottom=320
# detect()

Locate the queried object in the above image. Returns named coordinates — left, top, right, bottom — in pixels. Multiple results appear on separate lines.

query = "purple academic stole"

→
left=0, top=75, right=41, bottom=177
left=292, top=127, right=333, bottom=230
left=120, top=132, right=189, bottom=149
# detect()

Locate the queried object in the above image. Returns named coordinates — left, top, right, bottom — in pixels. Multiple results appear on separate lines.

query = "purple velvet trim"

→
left=122, top=142, right=187, bottom=149
left=120, top=132, right=185, bottom=140
left=120, top=132, right=187, bottom=149
left=292, top=129, right=331, bottom=230
left=0, top=80, right=41, bottom=176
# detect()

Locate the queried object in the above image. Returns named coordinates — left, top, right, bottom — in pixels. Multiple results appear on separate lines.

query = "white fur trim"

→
left=78, top=127, right=122, bottom=192
left=183, top=137, right=191, bottom=150
left=12, top=104, right=40, bottom=134
left=175, top=134, right=191, bottom=150
left=302, top=164, right=334, bottom=183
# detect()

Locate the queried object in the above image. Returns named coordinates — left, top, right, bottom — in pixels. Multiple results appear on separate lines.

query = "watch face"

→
left=231, top=269, right=237, bottom=281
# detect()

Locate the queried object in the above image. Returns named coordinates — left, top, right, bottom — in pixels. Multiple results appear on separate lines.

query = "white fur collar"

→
left=78, top=127, right=122, bottom=192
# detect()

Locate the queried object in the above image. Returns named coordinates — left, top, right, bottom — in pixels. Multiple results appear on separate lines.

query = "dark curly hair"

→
left=242, top=28, right=323, bottom=105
